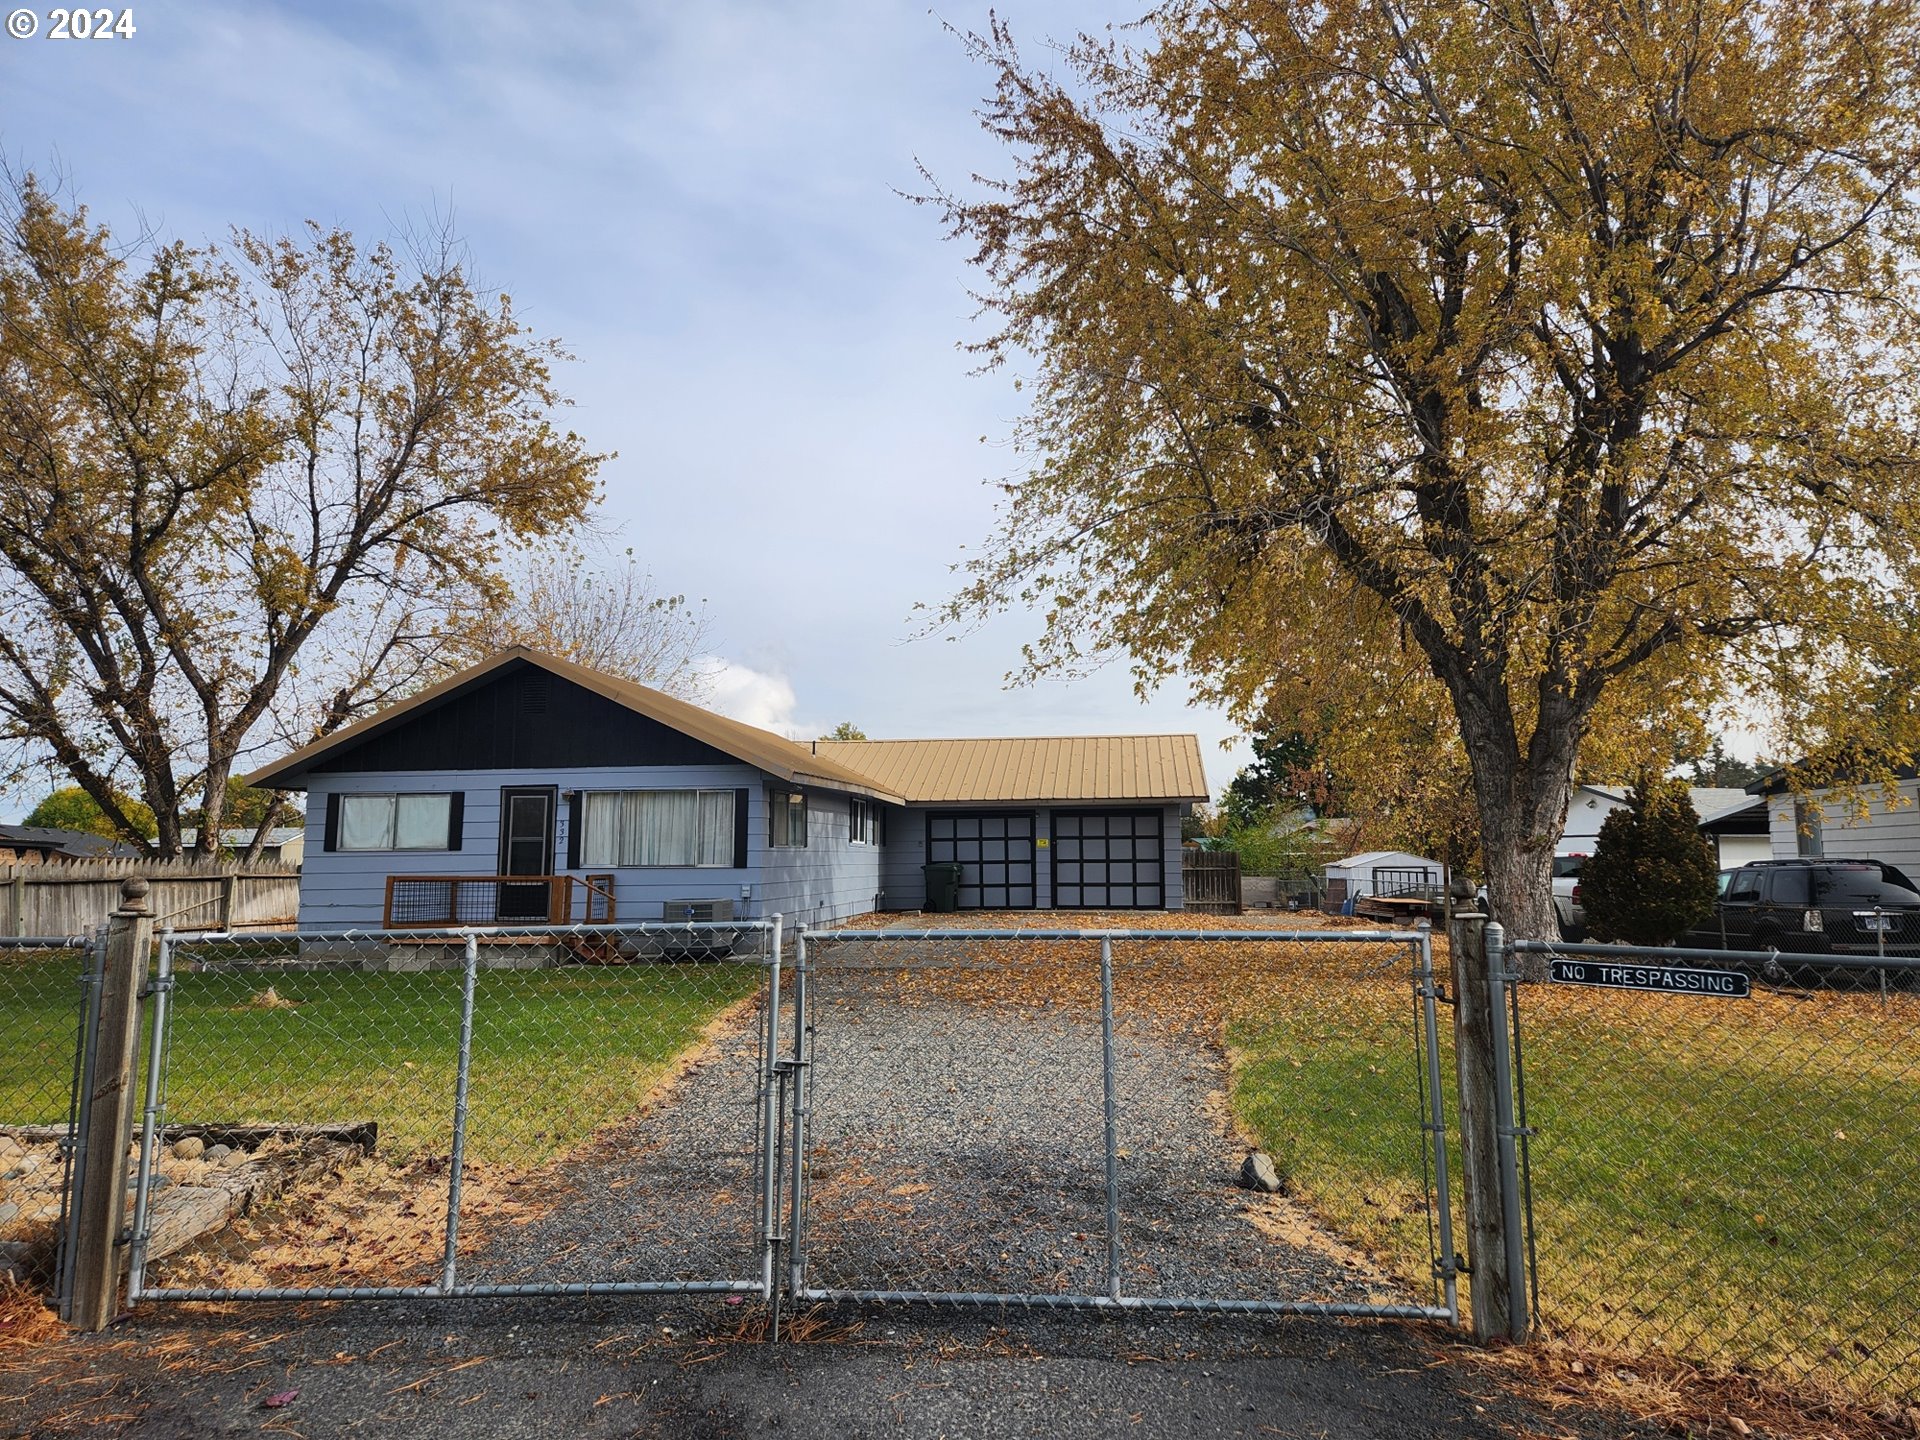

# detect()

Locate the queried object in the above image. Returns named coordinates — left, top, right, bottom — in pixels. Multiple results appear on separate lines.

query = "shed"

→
left=1322, top=850, right=1444, bottom=912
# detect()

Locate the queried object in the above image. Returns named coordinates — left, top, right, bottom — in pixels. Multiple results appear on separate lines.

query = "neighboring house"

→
left=1557, top=783, right=1768, bottom=868
left=1752, top=766, right=1920, bottom=874
left=245, top=647, right=1209, bottom=933
left=1692, top=791, right=1771, bottom=869
left=178, top=827, right=307, bottom=866
left=0, top=824, right=140, bottom=864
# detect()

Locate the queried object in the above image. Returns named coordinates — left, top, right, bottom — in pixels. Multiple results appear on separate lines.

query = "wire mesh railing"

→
left=788, top=926, right=1459, bottom=1321
left=1508, top=937, right=1920, bottom=1403
left=127, top=919, right=781, bottom=1303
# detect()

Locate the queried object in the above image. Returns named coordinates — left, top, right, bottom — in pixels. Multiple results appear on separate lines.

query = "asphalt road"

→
left=3, top=1297, right=1657, bottom=1439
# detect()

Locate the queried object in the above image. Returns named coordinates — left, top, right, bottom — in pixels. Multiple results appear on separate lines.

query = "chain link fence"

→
left=791, top=926, right=1458, bottom=1320
left=0, top=933, right=99, bottom=1297
left=1508, top=938, right=1920, bottom=1403
left=128, top=921, right=781, bottom=1302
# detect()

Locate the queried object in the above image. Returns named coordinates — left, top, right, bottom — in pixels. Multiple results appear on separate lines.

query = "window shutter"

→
left=446, top=792, right=465, bottom=851
left=733, top=788, right=749, bottom=868
left=323, top=792, right=341, bottom=852
left=567, top=791, right=583, bottom=870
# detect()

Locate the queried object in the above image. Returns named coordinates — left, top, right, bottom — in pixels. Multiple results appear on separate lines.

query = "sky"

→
left=1, top=0, right=1258, bottom=817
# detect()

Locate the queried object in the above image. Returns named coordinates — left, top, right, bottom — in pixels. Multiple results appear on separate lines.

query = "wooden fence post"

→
left=217, top=873, right=238, bottom=932
left=71, top=878, right=153, bottom=1331
left=6, top=872, right=24, bottom=936
left=1450, top=908, right=1516, bottom=1339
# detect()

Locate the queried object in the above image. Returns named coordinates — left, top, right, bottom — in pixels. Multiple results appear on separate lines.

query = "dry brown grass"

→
left=1455, top=1331, right=1920, bottom=1440
left=0, top=1278, right=64, bottom=1355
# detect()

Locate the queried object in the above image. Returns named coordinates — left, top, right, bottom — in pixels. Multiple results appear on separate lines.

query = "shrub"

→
left=1583, top=778, right=1718, bottom=945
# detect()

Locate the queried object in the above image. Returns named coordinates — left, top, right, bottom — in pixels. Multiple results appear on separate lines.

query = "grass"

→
left=2, top=957, right=765, bottom=1167
left=0, top=953, right=91, bottom=1128
left=1228, top=961, right=1920, bottom=1404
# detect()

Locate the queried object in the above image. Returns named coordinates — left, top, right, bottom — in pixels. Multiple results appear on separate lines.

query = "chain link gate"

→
left=125, top=919, right=784, bottom=1305
left=780, top=927, right=1461, bottom=1324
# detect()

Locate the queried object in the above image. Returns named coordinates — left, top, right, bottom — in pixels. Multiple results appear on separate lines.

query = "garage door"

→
left=1051, top=809, right=1164, bottom=909
left=926, top=811, right=1037, bottom=909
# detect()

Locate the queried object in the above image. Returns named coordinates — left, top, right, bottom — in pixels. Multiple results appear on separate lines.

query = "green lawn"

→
left=2, top=958, right=765, bottom=1168
left=0, top=953, right=92, bottom=1127
left=1228, top=970, right=1920, bottom=1401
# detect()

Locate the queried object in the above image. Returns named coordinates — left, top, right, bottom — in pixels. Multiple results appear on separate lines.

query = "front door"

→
left=497, top=786, right=557, bottom=922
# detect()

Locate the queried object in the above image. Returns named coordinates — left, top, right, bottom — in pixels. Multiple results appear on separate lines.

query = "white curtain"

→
left=582, top=790, right=734, bottom=867
left=340, top=795, right=395, bottom=851
left=395, top=794, right=451, bottom=849
left=698, top=791, right=734, bottom=866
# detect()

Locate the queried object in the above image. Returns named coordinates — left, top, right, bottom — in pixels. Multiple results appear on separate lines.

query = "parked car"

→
left=1552, top=853, right=1586, bottom=940
left=1693, top=858, right=1920, bottom=956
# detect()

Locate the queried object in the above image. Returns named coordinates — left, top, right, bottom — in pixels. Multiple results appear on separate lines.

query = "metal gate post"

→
left=784, top=929, right=811, bottom=1308
left=758, top=915, right=784, bottom=1309
left=126, top=930, right=177, bottom=1303
left=1483, top=923, right=1531, bottom=1339
left=439, top=930, right=480, bottom=1291
left=1416, top=928, right=1462, bottom=1322
left=1098, top=935, right=1123, bottom=1301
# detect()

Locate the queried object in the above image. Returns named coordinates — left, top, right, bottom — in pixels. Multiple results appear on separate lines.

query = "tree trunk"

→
left=1456, top=705, right=1576, bottom=945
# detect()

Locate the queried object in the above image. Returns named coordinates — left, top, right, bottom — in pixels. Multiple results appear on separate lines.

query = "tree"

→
left=0, top=174, right=604, bottom=857
left=1219, top=729, right=1318, bottom=830
left=1583, top=778, right=1718, bottom=946
left=442, top=541, right=711, bottom=699
left=1683, top=738, right=1773, bottom=791
left=932, top=1, right=1920, bottom=937
left=821, top=722, right=869, bottom=741
left=23, top=784, right=156, bottom=842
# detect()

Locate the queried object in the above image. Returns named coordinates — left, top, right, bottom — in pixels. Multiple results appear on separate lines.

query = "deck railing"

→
left=382, top=874, right=616, bottom=928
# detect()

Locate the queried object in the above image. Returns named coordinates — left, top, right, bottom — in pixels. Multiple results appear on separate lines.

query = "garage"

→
left=1051, top=809, right=1164, bottom=909
left=926, top=811, right=1037, bottom=909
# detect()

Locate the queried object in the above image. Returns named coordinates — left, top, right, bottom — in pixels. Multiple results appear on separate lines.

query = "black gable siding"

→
left=311, top=663, right=738, bottom=773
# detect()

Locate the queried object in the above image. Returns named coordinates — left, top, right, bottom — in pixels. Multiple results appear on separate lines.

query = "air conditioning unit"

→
left=663, top=898, right=735, bottom=923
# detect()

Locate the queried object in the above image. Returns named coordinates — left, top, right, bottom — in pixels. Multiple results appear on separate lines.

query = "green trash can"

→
left=922, top=861, right=964, bottom=913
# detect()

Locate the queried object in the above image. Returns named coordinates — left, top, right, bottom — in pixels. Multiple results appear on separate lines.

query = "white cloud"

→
left=695, top=657, right=801, bottom=737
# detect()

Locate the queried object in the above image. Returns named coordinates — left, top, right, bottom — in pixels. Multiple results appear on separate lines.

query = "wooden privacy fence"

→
left=1180, top=846, right=1243, bottom=915
left=2, top=859, right=299, bottom=936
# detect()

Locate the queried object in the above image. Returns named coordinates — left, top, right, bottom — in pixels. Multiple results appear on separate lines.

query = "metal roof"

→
left=812, top=735, right=1208, bottom=804
left=245, top=649, right=907, bottom=802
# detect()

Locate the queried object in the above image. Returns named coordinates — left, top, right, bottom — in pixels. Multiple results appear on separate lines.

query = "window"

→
left=770, top=789, right=808, bottom=848
left=849, top=797, right=874, bottom=845
left=1793, top=799, right=1824, bottom=857
left=580, top=790, right=734, bottom=867
left=339, top=793, right=453, bottom=851
left=1767, top=869, right=1811, bottom=906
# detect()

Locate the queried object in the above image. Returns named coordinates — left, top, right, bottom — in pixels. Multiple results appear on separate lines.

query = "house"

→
left=0, top=824, right=140, bottom=865
left=244, top=647, right=1209, bottom=933
left=1751, top=765, right=1920, bottom=874
left=178, top=827, right=307, bottom=865
left=1557, top=783, right=1770, bottom=869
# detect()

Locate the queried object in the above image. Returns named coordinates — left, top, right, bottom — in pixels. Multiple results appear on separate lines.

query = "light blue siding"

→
left=299, top=765, right=763, bottom=931
left=757, top=790, right=887, bottom=930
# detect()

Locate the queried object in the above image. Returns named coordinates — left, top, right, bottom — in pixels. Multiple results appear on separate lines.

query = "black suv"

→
left=1696, top=858, right=1920, bottom=955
